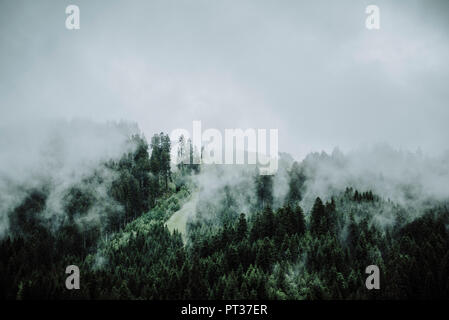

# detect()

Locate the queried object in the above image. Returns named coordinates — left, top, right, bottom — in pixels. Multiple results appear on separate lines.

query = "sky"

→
left=1, top=0, right=448, bottom=160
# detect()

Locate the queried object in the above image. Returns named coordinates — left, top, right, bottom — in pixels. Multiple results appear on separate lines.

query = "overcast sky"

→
left=1, top=0, right=448, bottom=159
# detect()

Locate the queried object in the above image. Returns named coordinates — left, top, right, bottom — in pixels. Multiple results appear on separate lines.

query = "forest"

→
left=1, top=128, right=449, bottom=300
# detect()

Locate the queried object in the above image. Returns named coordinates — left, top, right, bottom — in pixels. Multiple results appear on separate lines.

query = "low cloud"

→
left=0, top=118, right=138, bottom=236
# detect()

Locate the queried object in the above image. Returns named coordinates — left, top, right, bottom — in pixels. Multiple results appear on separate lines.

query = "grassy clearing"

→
left=166, top=192, right=198, bottom=242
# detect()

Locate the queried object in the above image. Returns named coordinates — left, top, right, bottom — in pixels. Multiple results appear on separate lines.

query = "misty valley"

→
left=1, top=120, right=448, bottom=300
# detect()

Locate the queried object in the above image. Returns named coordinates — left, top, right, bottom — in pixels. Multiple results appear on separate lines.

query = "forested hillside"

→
left=1, top=128, right=449, bottom=300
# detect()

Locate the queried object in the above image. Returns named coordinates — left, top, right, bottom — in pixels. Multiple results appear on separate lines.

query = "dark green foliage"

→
left=150, top=133, right=171, bottom=191
left=8, top=190, right=47, bottom=236
left=286, top=161, right=306, bottom=205
left=255, top=174, right=273, bottom=209
left=1, top=132, right=449, bottom=300
left=310, top=197, right=325, bottom=236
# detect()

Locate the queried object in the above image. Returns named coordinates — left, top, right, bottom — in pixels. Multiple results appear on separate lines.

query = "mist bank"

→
left=299, top=144, right=449, bottom=211
left=2, top=117, right=448, bottom=237
left=0, top=118, right=139, bottom=236
left=186, top=144, right=449, bottom=226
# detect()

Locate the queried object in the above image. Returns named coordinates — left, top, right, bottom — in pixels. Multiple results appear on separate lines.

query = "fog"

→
left=0, top=118, right=138, bottom=235
left=300, top=145, right=449, bottom=211
left=1, top=1, right=449, bottom=233
left=1, top=0, right=449, bottom=160
left=188, top=144, right=449, bottom=224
